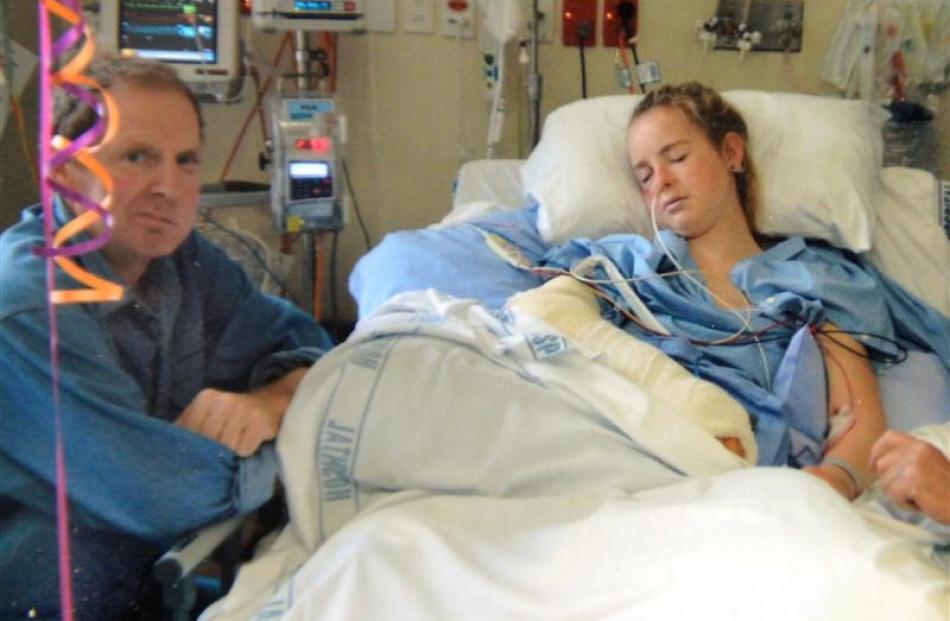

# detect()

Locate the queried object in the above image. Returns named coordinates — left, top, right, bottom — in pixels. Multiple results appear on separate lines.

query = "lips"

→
left=134, top=212, right=175, bottom=226
left=662, top=196, right=687, bottom=212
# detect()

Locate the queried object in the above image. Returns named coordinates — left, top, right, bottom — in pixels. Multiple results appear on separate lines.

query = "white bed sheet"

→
left=202, top=292, right=949, bottom=621
left=213, top=475, right=946, bottom=621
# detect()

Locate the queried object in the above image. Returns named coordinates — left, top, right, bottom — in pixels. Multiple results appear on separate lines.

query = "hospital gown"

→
left=544, top=230, right=950, bottom=467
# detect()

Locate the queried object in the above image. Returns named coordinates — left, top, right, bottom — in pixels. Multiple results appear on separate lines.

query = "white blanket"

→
left=201, top=291, right=947, bottom=621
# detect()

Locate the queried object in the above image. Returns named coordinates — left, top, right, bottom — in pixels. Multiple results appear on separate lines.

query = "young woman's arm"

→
left=804, top=325, right=889, bottom=500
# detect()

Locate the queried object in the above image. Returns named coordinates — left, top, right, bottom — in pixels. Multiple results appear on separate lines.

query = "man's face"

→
left=55, top=82, right=202, bottom=281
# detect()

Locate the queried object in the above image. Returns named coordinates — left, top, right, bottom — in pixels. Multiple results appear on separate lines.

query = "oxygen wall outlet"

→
left=713, top=0, right=804, bottom=53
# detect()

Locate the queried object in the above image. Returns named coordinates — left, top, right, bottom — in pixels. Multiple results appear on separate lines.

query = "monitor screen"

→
left=118, top=1, right=219, bottom=65
left=289, top=161, right=330, bottom=179
left=97, top=0, right=240, bottom=88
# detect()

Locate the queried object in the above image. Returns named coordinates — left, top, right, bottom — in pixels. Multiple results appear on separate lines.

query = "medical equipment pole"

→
left=528, top=0, right=542, bottom=148
left=293, top=28, right=316, bottom=317
left=294, top=30, right=310, bottom=91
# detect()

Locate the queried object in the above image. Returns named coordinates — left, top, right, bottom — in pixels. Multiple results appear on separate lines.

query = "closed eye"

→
left=634, top=166, right=652, bottom=185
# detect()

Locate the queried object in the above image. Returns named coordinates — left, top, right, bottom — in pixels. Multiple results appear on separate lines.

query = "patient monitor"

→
left=96, top=0, right=242, bottom=100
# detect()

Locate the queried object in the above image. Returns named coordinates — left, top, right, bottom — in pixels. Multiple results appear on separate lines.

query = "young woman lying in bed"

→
left=505, top=82, right=894, bottom=501
left=351, top=83, right=949, bottom=507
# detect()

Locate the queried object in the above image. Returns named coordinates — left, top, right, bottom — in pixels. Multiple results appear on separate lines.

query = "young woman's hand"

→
left=803, top=463, right=858, bottom=500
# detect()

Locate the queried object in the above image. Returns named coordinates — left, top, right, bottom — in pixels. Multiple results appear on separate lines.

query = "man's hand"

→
left=175, top=368, right=309, bottom=457
left=870, top=430, right=950, bottom=524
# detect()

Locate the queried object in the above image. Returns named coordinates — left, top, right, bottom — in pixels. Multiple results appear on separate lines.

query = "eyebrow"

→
left=631, top=139, right=690, bottom=171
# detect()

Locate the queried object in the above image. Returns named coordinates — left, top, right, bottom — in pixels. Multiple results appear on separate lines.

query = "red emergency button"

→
left=448, top=0, right=469, bottom=11
left=344, top=1, right=356, bottom=12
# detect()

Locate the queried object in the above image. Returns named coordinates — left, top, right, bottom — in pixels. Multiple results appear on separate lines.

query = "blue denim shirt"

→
left=0, top=202, right=334, bottom=619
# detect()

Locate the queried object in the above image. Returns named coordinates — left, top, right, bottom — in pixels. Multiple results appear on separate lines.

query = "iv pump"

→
left=266, top=93, right=346, bottom=232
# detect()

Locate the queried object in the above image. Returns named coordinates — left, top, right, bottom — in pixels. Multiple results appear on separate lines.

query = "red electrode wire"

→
left=217, top=32, right=293, bottom=182
left=618, top=33, right=636, bottom=94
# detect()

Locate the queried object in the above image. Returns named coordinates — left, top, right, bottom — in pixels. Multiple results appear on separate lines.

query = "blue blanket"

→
left=349, top=207, right=547, bottom=319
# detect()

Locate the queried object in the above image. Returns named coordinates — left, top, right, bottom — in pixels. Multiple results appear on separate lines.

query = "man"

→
left=0, top=56, right=333, bottom=619
left=870, top=429, right=950, bottom=526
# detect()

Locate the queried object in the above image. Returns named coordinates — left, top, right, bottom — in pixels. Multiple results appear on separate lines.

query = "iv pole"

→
left=527, top=0, right=543, bottom=149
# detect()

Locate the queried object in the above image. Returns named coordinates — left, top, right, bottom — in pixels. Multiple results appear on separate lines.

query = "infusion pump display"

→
left=288, top=161, right=333, bottom=201
left=269, top=96, right=344, bottom=232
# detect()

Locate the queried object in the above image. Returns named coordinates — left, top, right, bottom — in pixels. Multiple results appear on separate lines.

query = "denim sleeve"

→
left=0, top=305, right=277, bottom=545
left=191, top=234, right=334, bottom=391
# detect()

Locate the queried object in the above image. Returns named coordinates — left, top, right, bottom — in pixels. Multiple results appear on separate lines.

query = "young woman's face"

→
left=626, top=106, right=744, bottom=239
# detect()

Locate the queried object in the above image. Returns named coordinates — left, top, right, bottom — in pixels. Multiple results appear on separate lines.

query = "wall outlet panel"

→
left=713, top=0, right=804, bottom=53
left=603, top=0, right=638, bottom=48
left=562, top=0, right=597, bottom=47
left=440, top=0, right=475, bottom=38
left=403, top=0, right=435, bottom=34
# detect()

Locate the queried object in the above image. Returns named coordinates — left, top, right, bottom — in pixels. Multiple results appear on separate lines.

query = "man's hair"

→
left=628, top=81, right=760, bottom=231
left=53, top=54, right=204, bottom=141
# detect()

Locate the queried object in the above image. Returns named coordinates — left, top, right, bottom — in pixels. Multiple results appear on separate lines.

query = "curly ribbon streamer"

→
left=38, top=1, right=122, bottom=619
left=40, top=1, right=122, bottom=303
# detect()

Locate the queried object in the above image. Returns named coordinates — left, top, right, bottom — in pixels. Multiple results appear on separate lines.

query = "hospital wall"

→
left=1, top=0, right=947, bottom=324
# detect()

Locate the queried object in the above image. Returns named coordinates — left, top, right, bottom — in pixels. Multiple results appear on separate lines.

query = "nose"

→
left=642, top=164, right=673, bottom=210
left=650, top=163, right=674, bottom=192
left=149, top=158, right=180, bottom=200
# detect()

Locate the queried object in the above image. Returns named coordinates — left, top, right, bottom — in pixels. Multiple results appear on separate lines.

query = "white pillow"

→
left=866, top=167, right=949, bottom=315
left=522, top=91, right=887, bottom=250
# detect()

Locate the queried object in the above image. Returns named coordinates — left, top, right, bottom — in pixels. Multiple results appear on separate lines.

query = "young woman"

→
left=542, top=82, right=898, bottom=500
left=626, top=82, right=888, bottom=500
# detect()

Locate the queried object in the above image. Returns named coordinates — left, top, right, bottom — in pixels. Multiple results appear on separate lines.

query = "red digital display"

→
left=295, top=137, right=333, bottom=154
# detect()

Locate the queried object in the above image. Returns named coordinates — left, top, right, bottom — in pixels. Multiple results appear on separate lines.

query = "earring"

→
left=731, top=165, right=745, bottom=174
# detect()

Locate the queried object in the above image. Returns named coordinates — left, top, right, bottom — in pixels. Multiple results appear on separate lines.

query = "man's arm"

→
left=176, top=367, right=309, bottom=456
left=870, top=430, right=950, bottom=524
left=0, top=307, right=276, bottom=544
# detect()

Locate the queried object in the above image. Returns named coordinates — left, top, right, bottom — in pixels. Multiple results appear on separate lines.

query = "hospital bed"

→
left=189, top=91, right=948, bottom=621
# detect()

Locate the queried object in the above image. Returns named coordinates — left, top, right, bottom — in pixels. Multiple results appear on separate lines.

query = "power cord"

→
left=577, top=21, right=592, bottom=99
left=341, top=158, right=372, bottom=251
